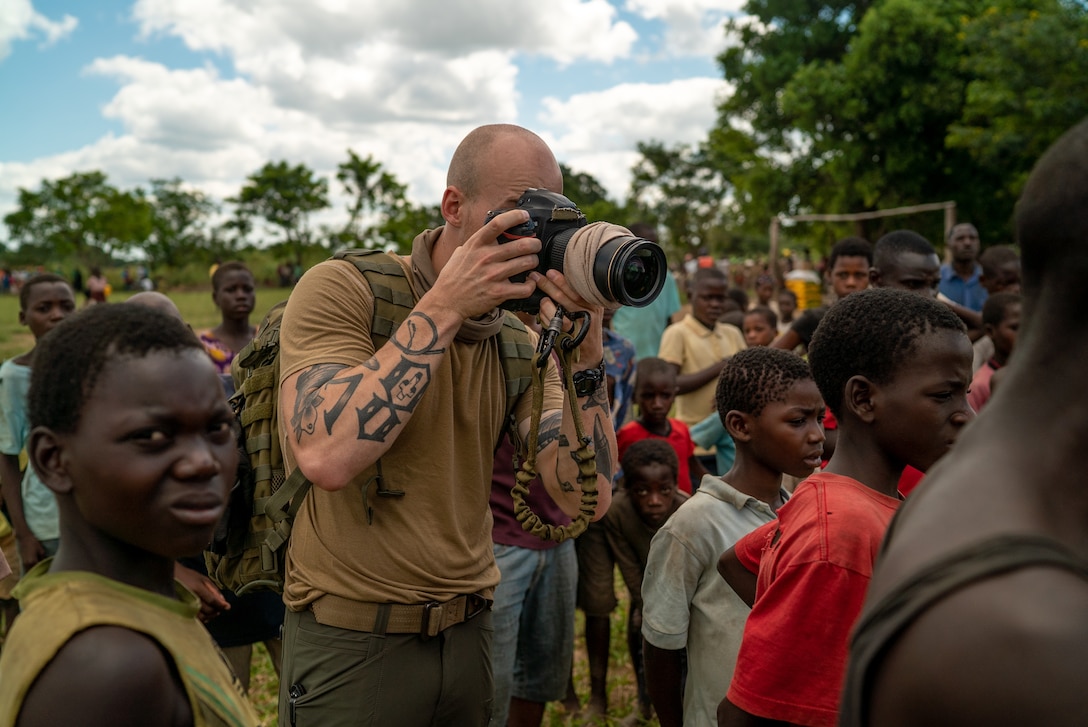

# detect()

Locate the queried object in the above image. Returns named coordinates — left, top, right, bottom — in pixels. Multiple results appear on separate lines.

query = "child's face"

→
left=627, top=463, right=676, bottom=527
left=746, top=379, right=826, bottom=478
left=691, top=279, right=727, bottom=327
left=827, top=255, right=871, bottom=299
left=988, top=303, right=1021, bottom=357
left=777, top=292, right=796, bottom=320
left=874, top=329, right=974, bottom=472
left=988, top=261, right=1022, bottom=295
left=635, top=372, right=677, bottom=426
left=58, top=349, right=238, bottom=558
left=756, top=281, right=774, bottom=305
left=20, top=282, right=76, bottom=340
left=214, top=270, right=256, bottom=319
left=743, top=313, right=776, bottom=347
left=877, top=253, right=941, bottom=298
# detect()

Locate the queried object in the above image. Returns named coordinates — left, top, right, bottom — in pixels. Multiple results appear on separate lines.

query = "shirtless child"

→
left=840, top=118, right=1088, bottom=727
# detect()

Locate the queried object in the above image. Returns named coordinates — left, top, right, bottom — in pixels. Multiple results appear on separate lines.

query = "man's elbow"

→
left=290, top=447, right=353, bottom=492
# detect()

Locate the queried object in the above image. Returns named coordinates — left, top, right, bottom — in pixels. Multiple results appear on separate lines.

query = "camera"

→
left=485, top=189, right=668, bottom=313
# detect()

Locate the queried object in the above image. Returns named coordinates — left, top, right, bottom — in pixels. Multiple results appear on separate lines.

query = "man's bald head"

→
left=125, top=291, right=184, bottom=322
left=447, top=124, right=555, bottom=198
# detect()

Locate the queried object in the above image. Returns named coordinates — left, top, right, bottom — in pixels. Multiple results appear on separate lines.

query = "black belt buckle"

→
left=465, top=594, right=489, bottom=621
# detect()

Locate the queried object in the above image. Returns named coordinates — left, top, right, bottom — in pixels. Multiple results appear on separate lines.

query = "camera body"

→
left=486, top=189, right=667, bottom=314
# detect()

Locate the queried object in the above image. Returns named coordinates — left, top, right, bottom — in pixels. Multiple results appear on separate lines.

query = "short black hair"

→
left=621, top=439, right=679, bottom=488
left=29, top=304, right=204, bottom=434
left=808, top=288, right=966, bottom=417
left=636, top=357, right=676, bottom=388
left=982, top=292, right=1021, bottom=328
left=727, top=288, right=749, bottom=311
left=19, top=273, right=71, bottom=311
left=1016, top=117, right=1088, bottom=311
left=691, top=267, right=727, bottom=289
left=777, top=288, right=798, bottom=303
left=828, top=236, right=874, bottom=269
left=211, top=261, right=253, bottom=292
left=715, top=347, right=813, bottom=420
left=979, top=245, right=1020, bottom=278
left=872, top=230, right=937, bottom=271
left=745, top=306, right=779, bottom=330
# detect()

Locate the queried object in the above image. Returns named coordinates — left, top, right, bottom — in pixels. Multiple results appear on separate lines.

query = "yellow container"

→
left=785, top=270, right=823, bottom=310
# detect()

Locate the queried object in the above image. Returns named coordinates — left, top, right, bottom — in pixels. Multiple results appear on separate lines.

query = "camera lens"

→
left=595, top=237, right=667, bottom=307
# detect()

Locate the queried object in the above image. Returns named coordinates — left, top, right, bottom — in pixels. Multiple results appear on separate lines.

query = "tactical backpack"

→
left=203, top=250, right=534, bottom=595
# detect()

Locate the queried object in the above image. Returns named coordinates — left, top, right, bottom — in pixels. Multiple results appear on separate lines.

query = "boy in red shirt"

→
left=617, top=357, right=710, bottom=494
left=717, top=288, right=974, bottom=727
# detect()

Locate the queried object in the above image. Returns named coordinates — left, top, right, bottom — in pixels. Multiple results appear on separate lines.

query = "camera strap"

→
left=510, top=310, right=599, bottom=542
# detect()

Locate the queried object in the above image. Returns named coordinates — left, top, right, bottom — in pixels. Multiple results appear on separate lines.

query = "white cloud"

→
left=0, top=0, right=77, bottom=60
left=624, top=0, right=742, bottom=57
left=540, top=76, right=731, bottom=200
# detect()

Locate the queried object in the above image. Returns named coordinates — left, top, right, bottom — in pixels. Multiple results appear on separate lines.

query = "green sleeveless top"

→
left=0, top=560, right=259, bottom=727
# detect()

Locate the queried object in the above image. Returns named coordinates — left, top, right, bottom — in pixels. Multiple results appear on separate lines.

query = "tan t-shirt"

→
left=278, top=258, right=561, bottom=608
left=658, top=315, right=747, bottom=453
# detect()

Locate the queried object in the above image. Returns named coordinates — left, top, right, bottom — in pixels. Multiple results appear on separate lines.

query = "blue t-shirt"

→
left=0, top=360, right=58, bottom=541
left=939, top=263, right=987, bottom=312
left=611, top=273, right=683, bottom=360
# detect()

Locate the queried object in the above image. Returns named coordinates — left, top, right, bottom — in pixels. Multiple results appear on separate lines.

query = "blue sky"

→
left=0, top=0, right=745, bottom=237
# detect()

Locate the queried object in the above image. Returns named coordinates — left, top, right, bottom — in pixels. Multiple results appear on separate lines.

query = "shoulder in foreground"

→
left=868, top=567, right=1088, bottom=727
left=17, top=625, right=191, bottom=727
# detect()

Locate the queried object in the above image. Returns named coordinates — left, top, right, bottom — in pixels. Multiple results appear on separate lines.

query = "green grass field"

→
left=0, top=287, right=294, bottom=362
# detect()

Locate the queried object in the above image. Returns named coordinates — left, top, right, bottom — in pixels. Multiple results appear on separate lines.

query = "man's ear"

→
left=724, top=410, right=752, bottom=443
left=28, top=427, right=73, bottom=496
left=868, top=268, right=882, bottom=287
left=440, top=186, right=465, bottom=228
left=844, top=375, right=878, bottom=425
left=17, top=309, right=26, bottom=327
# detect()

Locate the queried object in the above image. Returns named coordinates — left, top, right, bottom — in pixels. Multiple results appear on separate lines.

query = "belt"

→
left=310, top=592, right=492, bottom=638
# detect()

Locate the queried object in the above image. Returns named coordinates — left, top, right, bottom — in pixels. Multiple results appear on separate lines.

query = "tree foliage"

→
left=231, top=161, right=330, bottom=265
left=709, top=0, right=1088, bottom=248
left=144, top=177, right=219, bottom=268
left=4, top=171, right=152, bottom=265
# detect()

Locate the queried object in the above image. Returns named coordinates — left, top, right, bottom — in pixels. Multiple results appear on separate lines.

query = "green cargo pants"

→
left=278, top=606, right=493, bottom=726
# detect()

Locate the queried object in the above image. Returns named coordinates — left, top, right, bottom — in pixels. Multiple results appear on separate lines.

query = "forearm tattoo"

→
left=290, top=312, right=446, bottom=444
left=580, top=385, right=610, bottom=413
left=536, top=412, right=567, bottom=451
left=592, top=417, right=615, bottom=482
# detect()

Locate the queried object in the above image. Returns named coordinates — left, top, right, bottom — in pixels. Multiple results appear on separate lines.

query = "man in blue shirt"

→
left=939, top=223, right=987, bottom=312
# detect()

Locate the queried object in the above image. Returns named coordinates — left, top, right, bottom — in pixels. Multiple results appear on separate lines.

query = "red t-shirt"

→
left=616, top=419, right=696, bottom=493
left=727, top=473, right=901, bottom=727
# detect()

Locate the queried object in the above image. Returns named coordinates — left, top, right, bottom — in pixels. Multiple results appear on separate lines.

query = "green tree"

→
left=560, top=163, right=625, bottom=223
left=627, top=141, right=736, bottom=257
left=948, top=0, right=1088, bottom=199
left=4, top=171, right=152, bottom=266
left=710, top=0, right=1088, bottom=246
left=144, top=178, right=219, bottom=268
left=230, top=161, right=330, bottom=266
left=335, top=150, right=410, bottom=248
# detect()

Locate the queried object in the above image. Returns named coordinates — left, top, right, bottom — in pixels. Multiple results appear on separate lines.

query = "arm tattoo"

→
left=355, top=357, right=432, bottom=441
left=581, top=385, right=610, bottom=413
left=536, top=412, right=565, bottom=450
left=593, top=418, right=614, bottom=482
left=292, top=364, right=350, bottom=442
left=392, top=312, right=446, bottom=356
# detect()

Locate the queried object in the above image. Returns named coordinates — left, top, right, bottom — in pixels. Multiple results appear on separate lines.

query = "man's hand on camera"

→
left=531, top=269, right=606, bottom=370
left=434, top=209, right=542, bottom=321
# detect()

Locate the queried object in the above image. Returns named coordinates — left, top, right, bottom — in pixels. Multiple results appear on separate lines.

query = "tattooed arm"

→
left=520, top=270, right=617, bottom=520
left=280, top=208, right=544, bottom=491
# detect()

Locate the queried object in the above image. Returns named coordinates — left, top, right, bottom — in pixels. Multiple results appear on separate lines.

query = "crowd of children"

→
left=0, top=117, right=1083, bottom=727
